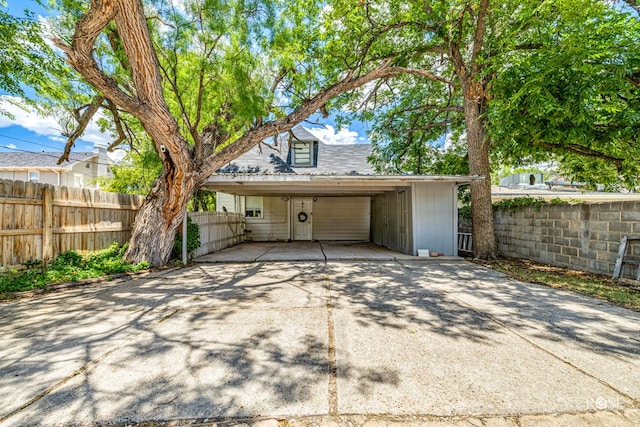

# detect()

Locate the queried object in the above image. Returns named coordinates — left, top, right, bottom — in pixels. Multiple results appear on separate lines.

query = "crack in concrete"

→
left=323, top=263, right=338, bottom=416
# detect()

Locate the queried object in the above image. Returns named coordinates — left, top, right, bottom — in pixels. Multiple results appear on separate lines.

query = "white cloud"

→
left=0, top=96, right=113, bottom=147
left=0, top=96, right=61, bottom=137
left=307, top=125, right=360, bottom=145
left=108, top=149, right=127, bottom=164
left=6, top=144, right=16, bottom=149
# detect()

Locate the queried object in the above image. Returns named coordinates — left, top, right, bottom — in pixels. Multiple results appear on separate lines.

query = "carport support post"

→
left=182, top=210, right=188, bottom=265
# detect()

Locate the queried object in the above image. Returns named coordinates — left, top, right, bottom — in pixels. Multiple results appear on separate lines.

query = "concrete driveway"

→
left=0, top=258, right=639, bottom=426
left=194, top=241, right=425, bottom=262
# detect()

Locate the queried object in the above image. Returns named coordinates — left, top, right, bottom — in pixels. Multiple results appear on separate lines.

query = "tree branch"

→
left=106, top=99, right=128, bottom=151
left=57, top=94, right=104, bottom=164
left=623, top=0, right=640, bottom=15
left=56, top=0, right=191, bottom=169
left=389, top=119, right=456, bottom=134
left=535, top=140, right=625, bottom=171
left=53, top=0, right=142, bottom=115
left=385, top=67, right=455, bottom=86
left=470, top=0, right=489, bottom=75
left=199, top=61, right=404, bottom=179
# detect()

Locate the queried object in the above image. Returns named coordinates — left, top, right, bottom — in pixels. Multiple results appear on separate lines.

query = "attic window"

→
left=28, top=171, right=39, bottom=183
left=292, top=141, right=314, bottom=166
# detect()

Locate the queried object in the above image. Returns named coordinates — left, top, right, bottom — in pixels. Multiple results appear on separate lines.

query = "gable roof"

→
left=217, top=127, right=375, bottom=175
left=0, top=151, right=96, bottom=169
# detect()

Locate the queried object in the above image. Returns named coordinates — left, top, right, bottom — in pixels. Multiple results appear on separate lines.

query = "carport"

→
left=205, top=174, right=477, bottom=257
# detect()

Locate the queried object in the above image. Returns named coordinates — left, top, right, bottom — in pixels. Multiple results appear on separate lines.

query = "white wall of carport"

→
left=411, top=182, right=458, bottom=256
left=216, top=192, right=239, bottom=213
left=215, top=194, right=371, bottom=241
left=245, top=196, right=289, bottom=241
left=312, top=197, right=370, bottom=241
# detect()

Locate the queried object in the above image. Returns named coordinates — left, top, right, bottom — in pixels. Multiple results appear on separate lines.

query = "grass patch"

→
left=472, top=257, right=640, bottom=312
left=0, top=243, right=149, bottom=298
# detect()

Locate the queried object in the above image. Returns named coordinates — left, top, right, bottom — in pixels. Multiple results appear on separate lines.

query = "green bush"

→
left=460, top=196, right=583, bottom=219
left=492, top=196, right=548, bottom=213
left=0, top=243, right=149, bottom=297
left=173, top=216, right=201, bottom=262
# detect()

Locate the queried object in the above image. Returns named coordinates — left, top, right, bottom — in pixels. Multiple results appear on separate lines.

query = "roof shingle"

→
left=217, top=127, right=374, bottom=175
left=0, top=151, right=96, bottom=168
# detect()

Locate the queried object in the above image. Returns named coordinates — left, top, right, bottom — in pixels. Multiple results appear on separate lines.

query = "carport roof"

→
left=204, top=173, right=483, bottom=196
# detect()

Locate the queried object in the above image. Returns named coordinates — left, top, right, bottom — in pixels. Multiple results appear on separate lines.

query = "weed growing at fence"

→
left=0, top=243, right=149, bottom=297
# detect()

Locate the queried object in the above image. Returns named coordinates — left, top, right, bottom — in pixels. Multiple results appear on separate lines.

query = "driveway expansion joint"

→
left=323, top=264, right=339, bottom=416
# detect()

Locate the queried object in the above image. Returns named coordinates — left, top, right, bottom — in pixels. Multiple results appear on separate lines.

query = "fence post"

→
left=42, top=186, right=53, bottom=262
left=182, top=210, right=188, bottom=265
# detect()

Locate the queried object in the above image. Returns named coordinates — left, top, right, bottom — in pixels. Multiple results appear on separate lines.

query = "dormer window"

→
left=292, top=141, right=314, bottom=167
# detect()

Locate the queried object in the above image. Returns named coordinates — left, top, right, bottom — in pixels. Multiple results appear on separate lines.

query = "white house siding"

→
left=411, top=182, right=457, bottom=256
left=245, top=196, right=289, bottom=241
left=0, top=171, right=25, bottom=181
left=312, top=197, right=370, bottom=241
left=0, top=170, right=59, bottom=185
left=216, top=192, right=239, bottom=213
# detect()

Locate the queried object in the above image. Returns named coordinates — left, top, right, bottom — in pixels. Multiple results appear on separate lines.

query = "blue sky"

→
left=0, top=1, right=371, bottom=162
left=0, top=0, right=107, bottom=156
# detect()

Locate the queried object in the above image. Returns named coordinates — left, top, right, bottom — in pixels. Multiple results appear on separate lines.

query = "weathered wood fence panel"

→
left=0, top=179, right=144, bottom=268
left=189, top=211, right=246, bottom=258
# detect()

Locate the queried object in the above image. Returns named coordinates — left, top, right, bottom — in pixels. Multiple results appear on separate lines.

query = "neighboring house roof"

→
left=217, top=126, right=375, bottom=176
left=0, top=151, right=96, bottom=169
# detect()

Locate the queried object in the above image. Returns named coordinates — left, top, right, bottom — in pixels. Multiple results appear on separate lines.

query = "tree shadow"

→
left=0, top=262, right=399, bottom=426
left=2, top=259, right=639, bottom=425
left=326, top=261, right=502, bottom=343
left=397, top=260, right=640, bottom=357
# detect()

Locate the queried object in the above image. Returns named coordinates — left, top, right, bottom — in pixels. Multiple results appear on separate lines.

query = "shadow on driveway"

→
left=0, top=260, right=638, bottom=425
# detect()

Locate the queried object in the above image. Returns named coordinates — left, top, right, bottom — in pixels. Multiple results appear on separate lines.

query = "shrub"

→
left=173, top=216, right=201, bottom=262
left=0, top=243, right=149, bottom=297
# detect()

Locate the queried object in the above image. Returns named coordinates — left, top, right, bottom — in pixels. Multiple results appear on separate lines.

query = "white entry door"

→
left=292, top=198, right=313, bottom=240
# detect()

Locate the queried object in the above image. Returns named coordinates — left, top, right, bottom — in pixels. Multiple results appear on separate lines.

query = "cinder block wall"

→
left=492, top=202, right=640, bottom=277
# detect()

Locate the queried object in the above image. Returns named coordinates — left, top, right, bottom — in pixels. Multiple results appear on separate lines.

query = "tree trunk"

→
left=124, top=166, right=197, bottom=266
left=463, top=83, right=498, bottom=259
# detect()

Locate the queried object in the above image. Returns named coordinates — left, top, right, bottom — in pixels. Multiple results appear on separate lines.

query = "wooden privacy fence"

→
left=189, top=211, right=246, bottom=258
left=0, top=179, right=144, bottom=268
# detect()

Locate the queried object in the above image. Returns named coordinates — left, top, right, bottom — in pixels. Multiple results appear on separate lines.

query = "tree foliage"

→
left=0, top=0, right=66, bottom=113
left=9, top=0, right=638, bottom=264
left=490, top=1, right=640, bottom=191
left=97, top=141, right=162, bottom=195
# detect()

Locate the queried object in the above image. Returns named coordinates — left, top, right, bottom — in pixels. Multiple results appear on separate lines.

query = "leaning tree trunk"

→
left=463, top=83, right=498, bottom=259
left=124, top=165, right=198, bottom=266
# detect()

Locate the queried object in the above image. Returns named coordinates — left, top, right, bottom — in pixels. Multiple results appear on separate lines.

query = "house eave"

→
left=204, top=173, right=483, bottom=196
left=0, top=166, right=67, bottom=171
